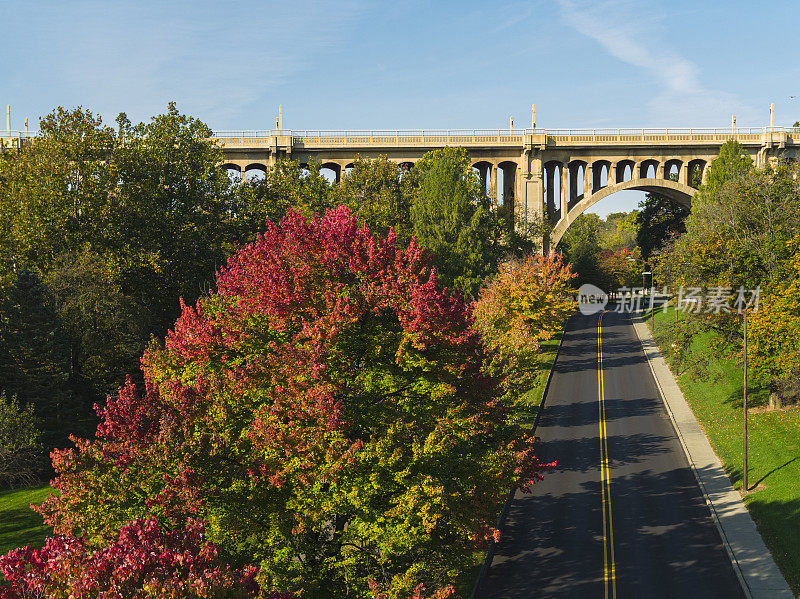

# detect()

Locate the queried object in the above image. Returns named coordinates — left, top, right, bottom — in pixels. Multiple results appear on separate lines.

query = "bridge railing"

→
left=525, top=127, right=780, bottom=136
left=211, top=126, right=798, bottom=139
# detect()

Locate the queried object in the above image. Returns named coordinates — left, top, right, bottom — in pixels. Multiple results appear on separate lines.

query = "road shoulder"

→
left=631, top=314, right=793, bottom=599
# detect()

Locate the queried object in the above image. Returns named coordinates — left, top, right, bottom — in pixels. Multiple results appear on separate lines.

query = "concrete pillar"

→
left=609, top=163, right=618, bottom=185
left=678, top=162, right=688, bottom=186
left=658, top=163, right=666, bottom=179
left=525, top=154, right=544, bottom=223
left=560, top=163, right=568, bottom=220
left=584, top=164, right=592, bottom=197
left=633, top=161, right=642, bottom=179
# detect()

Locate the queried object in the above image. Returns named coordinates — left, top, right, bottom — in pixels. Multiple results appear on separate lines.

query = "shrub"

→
left=0, top=391, right=45, bottom=488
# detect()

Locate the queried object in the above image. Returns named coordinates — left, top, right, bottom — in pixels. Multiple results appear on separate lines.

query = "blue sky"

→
left=3, top=0, right=798, bottom=215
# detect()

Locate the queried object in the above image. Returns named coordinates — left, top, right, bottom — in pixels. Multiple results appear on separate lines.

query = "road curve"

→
left=475, top=310, right=744, bottom=599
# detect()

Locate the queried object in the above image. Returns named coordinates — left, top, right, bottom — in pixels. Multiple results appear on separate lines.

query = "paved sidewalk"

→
left=632, top=315, right=794, bottom=599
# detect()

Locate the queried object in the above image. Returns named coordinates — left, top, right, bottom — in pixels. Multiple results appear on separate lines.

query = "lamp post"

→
left=627, top=257, right=655, bottom=329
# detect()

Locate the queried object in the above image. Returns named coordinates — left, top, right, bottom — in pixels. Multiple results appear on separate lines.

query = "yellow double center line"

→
left=597, top=311, right=617, bottom=598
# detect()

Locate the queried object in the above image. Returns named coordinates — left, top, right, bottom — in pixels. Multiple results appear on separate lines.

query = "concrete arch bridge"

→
left=212, top=127, right=798, bottom=249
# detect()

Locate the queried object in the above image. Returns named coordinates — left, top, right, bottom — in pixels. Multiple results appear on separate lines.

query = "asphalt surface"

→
left=476, top=310, right=745, bottom=599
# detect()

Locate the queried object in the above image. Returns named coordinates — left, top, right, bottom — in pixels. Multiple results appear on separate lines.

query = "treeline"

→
left=653, top=140, right=800, bottom=409
left=0, top=104, right=539, bottom=477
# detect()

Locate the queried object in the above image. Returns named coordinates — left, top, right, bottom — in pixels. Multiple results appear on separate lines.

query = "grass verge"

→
left=0, top=485, right=53, bottom=557
left=642, top=309, right=800, bottom=595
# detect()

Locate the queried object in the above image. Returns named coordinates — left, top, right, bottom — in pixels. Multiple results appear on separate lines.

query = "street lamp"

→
left=627, top=256, right=656, bottom=328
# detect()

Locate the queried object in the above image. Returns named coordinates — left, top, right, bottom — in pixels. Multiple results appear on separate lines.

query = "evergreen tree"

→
left=0, top=270, right=74, bottom=447
left=636, top=192, right=689, bottom=259
left=411, top=147, right=498, bottom=298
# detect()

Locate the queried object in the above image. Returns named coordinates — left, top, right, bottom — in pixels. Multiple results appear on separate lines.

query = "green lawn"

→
left=0, top=486, right=54, bottom=556
left=642, top=309, right=800, bottom=595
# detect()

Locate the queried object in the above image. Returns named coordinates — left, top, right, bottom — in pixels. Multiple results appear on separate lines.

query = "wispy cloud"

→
left=557, top=0, right=747, bottom=125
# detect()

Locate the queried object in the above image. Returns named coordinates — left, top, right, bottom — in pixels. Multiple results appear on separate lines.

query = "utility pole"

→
left=743, top=308, right=749, bottom=493
left=6, top=105, right=10, bottom=139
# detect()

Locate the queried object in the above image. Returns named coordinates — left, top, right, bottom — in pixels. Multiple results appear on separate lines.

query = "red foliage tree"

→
left=25, top=206, right=548, bottom=598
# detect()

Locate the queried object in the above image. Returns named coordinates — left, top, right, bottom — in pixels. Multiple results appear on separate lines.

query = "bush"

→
left=34, top=206, right=548, bottom=598
left=0, top=391, right=45, bottom=488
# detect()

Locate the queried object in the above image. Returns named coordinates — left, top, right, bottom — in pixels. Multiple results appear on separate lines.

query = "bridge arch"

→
left=243, top=163, right=268, bottom=182
left=319, top=161, right=342, bottom=183
left=640, top=159, right=659, bottom=179
left=498, top=161, right=518, bottom=206
left=550, top=177, right=694, bottom=249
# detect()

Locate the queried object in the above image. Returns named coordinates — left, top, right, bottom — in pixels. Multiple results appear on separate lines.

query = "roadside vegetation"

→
left=0, top=105, right=573, bottom=597
left=643, top=309, right=800, bottom=594
left=637, top=138, right=800, bottom=593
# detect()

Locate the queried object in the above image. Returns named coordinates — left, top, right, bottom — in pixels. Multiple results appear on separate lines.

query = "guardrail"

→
left=211, top=126, right=799, bottom=138
left=3, top=127, right=796, bottom=144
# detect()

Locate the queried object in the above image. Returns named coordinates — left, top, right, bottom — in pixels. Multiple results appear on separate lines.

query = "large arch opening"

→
left=664, top=159, right=683, bottom=181
left=640, top=159, right=659, bottom=179
left=319, top=162, right=341, bottom=184
left=244, top=163, right=268, bottom=183
left=616, top=160, right=635, bottom=184
left=549, top=177, right=695, bottom=250
left=568, top=160, right=587, bottom=211
left=687, top=159, right=706, bottom=188
left=222, top=163, right=242, bottom=184
left=498, top=161, right=517, bottom=208
left=543, top=160, right=563, bottom=222
left=472, top=161, right=492, bottom=198
left=592, top=160, right=611, bottom=191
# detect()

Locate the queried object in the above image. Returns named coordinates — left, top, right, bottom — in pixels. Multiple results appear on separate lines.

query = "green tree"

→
left=0, top=391, right=44, bottom=488
left=111, top=104, right=238, bottom=330
left=598, top=211, right=638, bottom=251
left=0, top=104, right=252, bottom=433
left=44, top=249, right=149, bottom=407
left=411, top=147, right=498, bottom=297
left=236, top=159, right=335, bottom=235
left=636, top=193, right=689, bottom=259
left=556, top=213, right=604, bottom=287
left=0, top=270, right=74, bottom=448
left=333, top=155, right=414, bottom=246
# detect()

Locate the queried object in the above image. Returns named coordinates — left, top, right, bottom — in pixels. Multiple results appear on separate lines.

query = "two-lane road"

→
left=476, top=310, right=744, bottom=599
